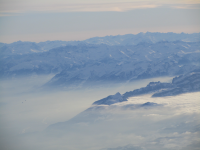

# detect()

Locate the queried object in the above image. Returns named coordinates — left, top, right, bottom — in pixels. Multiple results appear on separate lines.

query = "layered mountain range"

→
left=1, top=32, right=199, bottom=55
left=0, top=32, right=199, bottom=88
left=3, top=32, right=198, bottom=150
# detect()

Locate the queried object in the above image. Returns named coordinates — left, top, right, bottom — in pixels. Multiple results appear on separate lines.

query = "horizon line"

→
left=1, top=31, right=200, bottom=44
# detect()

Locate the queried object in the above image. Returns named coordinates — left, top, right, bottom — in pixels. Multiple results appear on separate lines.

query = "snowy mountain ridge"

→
left=45, top=41, right=200, bottom=88
left=92, top=72, right=200, bottom=105
left=1, top=32, right=199, bottom=56
left=0, top=32, right=199, bottom=88
left=48, top=72, right=200, bottom=131
left=84, top=32, right=200, bottom=45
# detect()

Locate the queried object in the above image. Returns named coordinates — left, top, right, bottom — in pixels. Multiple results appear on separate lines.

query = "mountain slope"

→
left=0, top=33, right=199, bottom=88
left=45, top=41, right=200, bottom=88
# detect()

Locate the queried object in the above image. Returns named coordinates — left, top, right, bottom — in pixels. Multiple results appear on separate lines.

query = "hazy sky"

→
left=0, top=0, right=200, bottom=43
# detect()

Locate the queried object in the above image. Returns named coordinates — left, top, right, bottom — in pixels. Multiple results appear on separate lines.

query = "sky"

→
left=0, top=0, right=200, bottom=43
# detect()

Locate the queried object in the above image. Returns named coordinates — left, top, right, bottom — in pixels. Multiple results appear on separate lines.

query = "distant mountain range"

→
left=1, top=32, right=199, bottom=55
left=0, top=32, right=199, bottom=89
left=84, top=32, right=200, bottom=45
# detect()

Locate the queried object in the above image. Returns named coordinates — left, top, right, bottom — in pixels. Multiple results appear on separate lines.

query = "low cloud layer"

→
left=0, top=75, right=199, bottom=150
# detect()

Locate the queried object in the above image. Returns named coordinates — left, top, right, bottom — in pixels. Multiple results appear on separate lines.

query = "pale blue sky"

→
left=0, top=0, right=199, bottom=43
